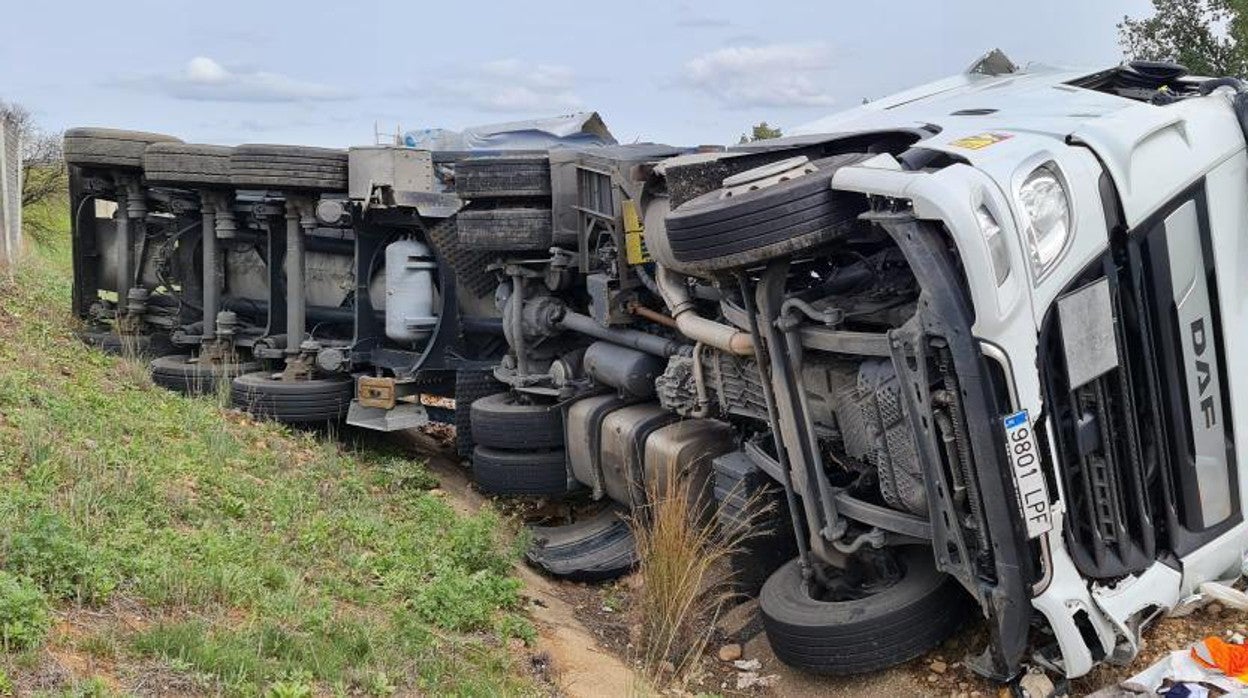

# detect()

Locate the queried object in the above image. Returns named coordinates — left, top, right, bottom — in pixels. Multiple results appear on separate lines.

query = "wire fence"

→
left=0, top=117, right=20, bottom=272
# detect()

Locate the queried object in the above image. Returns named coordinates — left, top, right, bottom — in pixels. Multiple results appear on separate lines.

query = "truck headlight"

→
left=1017, top=163, right=1071, bottom=278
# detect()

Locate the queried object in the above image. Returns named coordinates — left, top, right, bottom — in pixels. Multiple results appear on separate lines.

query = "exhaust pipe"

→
left=656, top=266, right=753, bottom=356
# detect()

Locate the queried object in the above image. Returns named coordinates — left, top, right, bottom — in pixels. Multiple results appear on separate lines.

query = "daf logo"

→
left=1192, top=318, right=1217, bottom=429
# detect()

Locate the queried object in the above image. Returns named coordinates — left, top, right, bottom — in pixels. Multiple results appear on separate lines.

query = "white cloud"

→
left=429, top=59, right=583, bottom=113
left=143, top=56, right=352, bottom=103
left=681, top=43, right=837, bottom=108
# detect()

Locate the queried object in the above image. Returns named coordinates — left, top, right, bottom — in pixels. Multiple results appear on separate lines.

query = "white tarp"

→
left=403, top=112, right=616, bottom=152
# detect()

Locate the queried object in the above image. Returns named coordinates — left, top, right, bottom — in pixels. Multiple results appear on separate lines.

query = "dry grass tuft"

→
left=628, top=449, right=771, bottom=686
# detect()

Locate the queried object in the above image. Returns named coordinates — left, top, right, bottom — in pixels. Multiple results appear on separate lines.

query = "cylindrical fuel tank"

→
left=384, top=239, right=438, bottom=345
left=583, top=342, right=667, bottom=398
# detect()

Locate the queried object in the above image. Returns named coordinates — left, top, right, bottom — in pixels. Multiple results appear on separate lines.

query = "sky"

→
left=0, top=0, right=1154, bottom=148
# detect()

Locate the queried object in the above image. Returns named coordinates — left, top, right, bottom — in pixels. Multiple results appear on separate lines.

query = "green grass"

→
left=0, top=229, right=539, bottom=695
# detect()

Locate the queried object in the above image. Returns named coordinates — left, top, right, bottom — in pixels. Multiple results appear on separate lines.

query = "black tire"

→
left=229, top=144, right=348, bottom=191
left=526, top=508, right=637, bottom=582
left=662, top=153, right=872, bottom=273
left=714, top=457, right=798, bottom=597
left=456, top=206, right=552, bottom=251
left=143, top=143, right=233, bottom=187
left=760, top=549, right=972, bottom=675
left=472, top=446, right=568, bottom=496
left=469, top=392, right=564, bottom=450
left=150, top=354, right=261, bottom=395
left=425, top=216, right=497, bottom=299
left=455, top=156, right=551, bottom=198
left=80, top=330, right=176, bottom=359
left=230, top=371, right=353, bottom=424
left=455, top=369, right=506, bottom=457
left=63, top=128, right=182, bottom=169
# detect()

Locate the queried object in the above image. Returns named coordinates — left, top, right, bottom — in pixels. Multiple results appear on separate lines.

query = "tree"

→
left=0, top=102, right=66, bottom=207
left=0, top=101, right=66, bottom=241
left=737, top=121, right=783, bottom=144
left=1119, top=0, right=1248, bottom=77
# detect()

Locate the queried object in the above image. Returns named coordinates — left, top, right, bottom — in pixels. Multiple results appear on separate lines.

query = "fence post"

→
left=0, top=122, right=9, bottom=271
left=0, top=118, right=20, bottom=274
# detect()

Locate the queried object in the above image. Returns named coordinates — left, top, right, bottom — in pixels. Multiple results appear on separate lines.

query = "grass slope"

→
left=0, top=239, right=537, bottom=696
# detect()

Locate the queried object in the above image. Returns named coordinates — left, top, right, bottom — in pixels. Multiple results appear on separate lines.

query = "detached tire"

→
left=472, top=446, right=568, bottom=496
left=64, top=128, right=182, bottom=170
left=230, top=371, right=353, bottom=424
left=143, top=143, right=233, bottom=187
left=150, top=354, right=261, bottom=395
left=229, top=144, right=348, bottom=191
left=455, top=156, right=551, bottom=198
left=662, top=153, right=872, bottom=273
left=457, top=207, right=552, bottom=251
left=760, top=549, right=972, bottom=675
left=470, top=392, right=564, bottom=450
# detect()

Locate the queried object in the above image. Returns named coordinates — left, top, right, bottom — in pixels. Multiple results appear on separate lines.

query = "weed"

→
left=1, top=511, right=116, bottom=604
left=0, top=571, right=50, bottom=652
left=628, top=443, right=768, bottom=684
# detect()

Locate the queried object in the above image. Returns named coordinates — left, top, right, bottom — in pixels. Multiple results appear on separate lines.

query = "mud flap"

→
left=525, top=508, right=638, bottom=582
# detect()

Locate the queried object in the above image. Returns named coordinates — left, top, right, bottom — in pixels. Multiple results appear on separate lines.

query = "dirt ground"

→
left=401, top=427, right=1248, bottom=698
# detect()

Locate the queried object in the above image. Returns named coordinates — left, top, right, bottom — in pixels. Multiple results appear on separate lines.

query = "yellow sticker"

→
left=950, top=132, right=1013, bottom=150
left=622, top=200, right=652, bottom=265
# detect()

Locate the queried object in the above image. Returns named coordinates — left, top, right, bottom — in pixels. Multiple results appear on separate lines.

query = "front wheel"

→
left=759, top=548, right=973, bottom=675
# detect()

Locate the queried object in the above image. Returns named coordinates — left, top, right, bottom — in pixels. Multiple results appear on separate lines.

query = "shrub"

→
left=1, top=510, right=116, bottom=604
left=0, top=571, right=51, bottom=651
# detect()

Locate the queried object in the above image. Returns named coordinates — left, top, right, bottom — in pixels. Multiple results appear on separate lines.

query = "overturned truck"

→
left=66, top=52, right=1248, bottom=684
left=454, top=54, right=1248, bottom=683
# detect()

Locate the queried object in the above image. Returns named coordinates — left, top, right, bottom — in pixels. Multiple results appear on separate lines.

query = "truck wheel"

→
left=150, top=354, right=261, bottom=395
left=760, top=548, right=972, bottom=675
left=472, top=446, right=568, bottom=496
left=456, top=206, right=552, bottom=251
left=455, top=369, right=506, bottom=457
left=229, top=144, right=348, bottom=191
left=230, top=371, right=353, bottom=424
left=143, top=143, right=233, bottom=187
left=455, top=156, right=551, bottom=198
left=469, top=392, right=564, bottom=450
left=63, top=128, right=182, bottom=170
left=662, top=153, right=872, bottom=273
left=714, top=456, right=798, bottom=597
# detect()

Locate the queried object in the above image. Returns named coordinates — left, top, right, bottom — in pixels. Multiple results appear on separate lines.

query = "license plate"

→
left=1003, top=410, right=1053, bottom=539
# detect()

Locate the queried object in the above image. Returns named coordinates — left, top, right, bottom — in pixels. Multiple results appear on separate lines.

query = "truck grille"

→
left=1039, top=261, right=1157, bottom=579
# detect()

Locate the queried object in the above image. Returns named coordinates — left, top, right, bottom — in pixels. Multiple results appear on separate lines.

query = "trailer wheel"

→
left=661, top=153, right=872, bottom=273
left=229, top=144, right=349, bottom=191
left=150, top=354, right=261, bottom=396
left=79, top=329, right=175, bottom=359
left=469, top=392, right=564, bottom=450
left=230, top=371, right=353, bottom=424
left=455, top=156, right=551, bottom=198
left=759, top=548, right=972, bottom=675
left=456, top=206, right=552, bottom=251
left=63, top=128, right=182, bottom=170
left=143, top=143, right=233, bottom=187
left=472, top=445, right=569, bottom=496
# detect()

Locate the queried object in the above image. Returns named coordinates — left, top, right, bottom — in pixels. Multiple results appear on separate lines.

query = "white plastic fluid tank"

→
left=384, top=239, right=438, bottom=345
